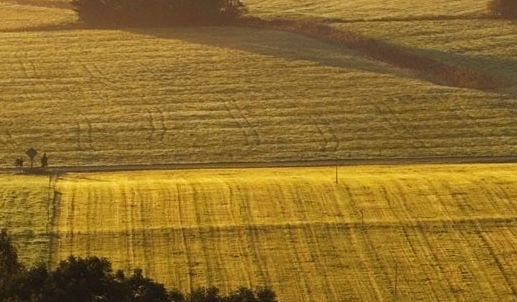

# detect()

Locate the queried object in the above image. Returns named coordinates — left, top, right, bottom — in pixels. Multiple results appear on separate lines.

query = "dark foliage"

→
left=0, top=230, right=277, bottom=302
left=0, top=229, right=23, bottom=301
left=488, top=0, right=517, bottom=19
left=72, top=0, right=247, bottom=26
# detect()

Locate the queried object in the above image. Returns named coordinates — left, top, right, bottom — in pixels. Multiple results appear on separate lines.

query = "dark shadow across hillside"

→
left=127, top=18, right=509, bottom=93
left=4, top=15, right=513, bottom=93
left=128, top=26, right=408, bottom=77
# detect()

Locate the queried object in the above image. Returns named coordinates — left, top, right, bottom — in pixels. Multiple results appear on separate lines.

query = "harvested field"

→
left=334, top=19, right=517, bottom=94
left=1, top=27, right=516, bottom=169
left=244, top=0, right=488, bottom=20
left=1, top=0, right=516, bottom=168
left=0, top=2, right=75, bottom=31
left=2, top=1, right=517, bottom=301
left=0, top=174, right=52, bottom=265
left=43, top=164, right=517, bottom=301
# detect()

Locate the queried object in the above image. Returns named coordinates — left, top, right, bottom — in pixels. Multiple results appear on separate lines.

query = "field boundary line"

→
left=2, top=155, right=516, bottom=174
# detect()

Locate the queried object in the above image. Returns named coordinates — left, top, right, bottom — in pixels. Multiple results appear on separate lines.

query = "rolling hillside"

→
left=0, top=0, right=516, bottom=168
left=46, top=164, right=517, bottom=301
left=244, top=0, right=488, bottom=20
left=1, top=1, right=517, bottom=301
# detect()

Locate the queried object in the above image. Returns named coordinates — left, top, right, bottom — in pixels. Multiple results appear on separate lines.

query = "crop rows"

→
left=0, top=174, right=52, bottom=265
left=1, top=27, right=517, bottom=168
left=244, top=0, right=488, bottom=20
left=335, top=19, right=517, bottom=94
left=0, top=2, right=75, bottom=31
left=46, top=164, right=517, bottom=301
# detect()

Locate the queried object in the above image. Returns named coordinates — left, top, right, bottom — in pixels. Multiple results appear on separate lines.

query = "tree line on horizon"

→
left=0, top=230, right=277, bottom=302
left=72, top=0, right=247, bottom=26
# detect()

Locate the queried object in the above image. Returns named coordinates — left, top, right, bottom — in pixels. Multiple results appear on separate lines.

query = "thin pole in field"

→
left=394, top=261, right=398, bottom=298
left=335, top=165, right=338, bottom=184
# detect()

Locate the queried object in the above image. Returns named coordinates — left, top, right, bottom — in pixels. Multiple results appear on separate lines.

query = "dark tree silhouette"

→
left=72, top=0, right=247, bottom=26
left=0, top=230, right=278, bottom=302
left=25, top=147, right=37, bottom=169
left=41, top=153, right=48, bottom=168
left=0, top=229, right=23, bottom=301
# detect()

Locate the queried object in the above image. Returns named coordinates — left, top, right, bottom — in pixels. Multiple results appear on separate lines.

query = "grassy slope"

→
left=0, top=0, right=516, bottom=169
left=335, top=19, right=517, bottom=94
left=0, top=174, right=52, bottom=265
left=1, top=23, right=517, bottom=167
left=245, top=0, right=488, bottom=20
left=1, top=1, right=517, bottom=301
left=48, top=164, right=517, bottom=301
left=0, top=2, right=75, bottom=31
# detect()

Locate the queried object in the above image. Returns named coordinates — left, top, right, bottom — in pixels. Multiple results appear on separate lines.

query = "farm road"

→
left=4, top=155, right=517, bottom=174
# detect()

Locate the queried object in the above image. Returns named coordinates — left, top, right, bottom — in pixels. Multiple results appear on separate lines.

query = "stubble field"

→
left=5, top=164, right=517, bottom=301
left=244, top=0, right=489, bottom=20
left=2, top=0, right=517, bottom=301
left=1, top=11, right=517, bottom=168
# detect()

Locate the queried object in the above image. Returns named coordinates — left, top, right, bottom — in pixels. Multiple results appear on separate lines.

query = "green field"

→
left=2, top=1, right=517, bottom=301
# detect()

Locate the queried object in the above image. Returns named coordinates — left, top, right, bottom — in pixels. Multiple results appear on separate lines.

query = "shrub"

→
left=0, top=229, right=278, bottom=302
left=72, top=0, right=247, bottom=26
left=487, top=0, right=517, bottom=19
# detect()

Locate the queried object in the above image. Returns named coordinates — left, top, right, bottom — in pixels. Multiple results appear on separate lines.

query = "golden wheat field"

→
left=0, top=0, right=516, bottom=168
left=335, top=19, right=517, bottom=94
left=0, top=2, right=75, bottom=31
left=245, top=0, right=488, bottom=20
left=9, top=163, right=509, bottom=301
left=1, top=5, right=517, bottom=168
left=2, top=0, right=517, bottom=301
left=0, top=174, right=51, bottom=265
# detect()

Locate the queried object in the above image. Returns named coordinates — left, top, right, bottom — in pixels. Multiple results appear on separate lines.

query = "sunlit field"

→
left=44, top=164, right=517, bottom=301
left=335, top=19, right=517, bottom=94
left=0, top=2, right=75, bottom=31
left=1, top=27, right=517, bottom=169
left=0, top=174, right=51, bottom=265
left=244, top=0, right=488, bottom=20
left=2, top=1, right=517, bottom=301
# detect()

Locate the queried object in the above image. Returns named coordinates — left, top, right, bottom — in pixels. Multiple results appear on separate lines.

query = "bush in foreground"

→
left=488, top=0, right=517, bottom=19
left=0, top=230, right=276, bottom=302
left=72, top=0, right=247, bottom=26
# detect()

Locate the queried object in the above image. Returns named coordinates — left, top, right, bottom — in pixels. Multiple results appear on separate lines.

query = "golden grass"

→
left=48, top=164, right=517, bottom=301
left=335, top=19, right=517, bottom=94
left=244, top=0, right=488, bottom=20
left=0, top=2, right=75, bottom=31
left=0, top=0, right=516, bottom=167
left=0, top=174, right=52, bottom=265
left=1, top=26, right=517, bottom=168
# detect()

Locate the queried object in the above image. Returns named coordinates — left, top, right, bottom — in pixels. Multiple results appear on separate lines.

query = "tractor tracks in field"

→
left=146, top=108, right=168, bottom=142
left=75, top=119, right=94, bottom=151
left=224, top=100, right=261, bottom=148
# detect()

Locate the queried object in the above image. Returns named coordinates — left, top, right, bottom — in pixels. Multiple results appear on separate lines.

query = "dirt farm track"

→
left=1, top=155, right=516, bottom=174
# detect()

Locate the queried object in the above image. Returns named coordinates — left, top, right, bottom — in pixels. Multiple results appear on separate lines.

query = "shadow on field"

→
left=9, top=16, right=514, bottom=93
left=129, top=26, right=402, bottom=77
left=129, top=18, right=512, bottom=93
left=415, top=48, right=517, bottom=95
